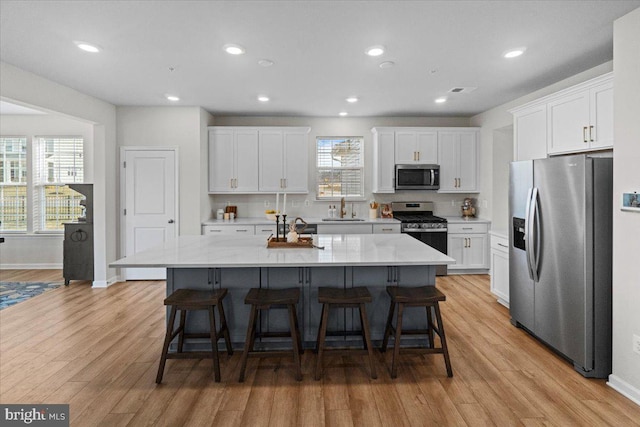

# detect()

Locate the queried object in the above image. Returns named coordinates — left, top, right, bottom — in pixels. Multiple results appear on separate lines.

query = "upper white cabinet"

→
left=438, top=129, right=479, bottom=192
left=371, top=128, right=395, bottom=193
left=510, top=72, right=613, bottom=159
left=259, top=127, right=310, bottom=193
left=208, top=126, right=309, bottom=194
left=208, top=128, right=259, bottom=193
left=547, top=77, right=613, bottom=154
left=512, top=103, right=548, bottom=161
left=394, top=130, right=438, bottom=164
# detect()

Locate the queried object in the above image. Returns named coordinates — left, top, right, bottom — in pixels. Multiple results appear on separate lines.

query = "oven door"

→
left=404, top=230, right=448, bottom=276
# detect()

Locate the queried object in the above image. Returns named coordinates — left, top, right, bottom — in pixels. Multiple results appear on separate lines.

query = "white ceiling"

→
left=1, top=1, right=639, bottom=118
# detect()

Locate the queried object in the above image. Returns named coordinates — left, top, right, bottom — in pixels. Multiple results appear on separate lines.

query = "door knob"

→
left=168, top=219, right=174, bottom=224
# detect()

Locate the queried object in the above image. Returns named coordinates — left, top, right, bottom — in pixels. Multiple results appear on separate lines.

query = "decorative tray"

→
left=267, top=236, right=314, bottom=249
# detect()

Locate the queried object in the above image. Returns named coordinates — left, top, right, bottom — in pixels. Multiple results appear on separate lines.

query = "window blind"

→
left=316, top=137, right=364, bottom=199
left=0, top=137, right=28, bottom=231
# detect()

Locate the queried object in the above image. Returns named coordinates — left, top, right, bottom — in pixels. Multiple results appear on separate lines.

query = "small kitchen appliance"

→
left=395, top=164, right=440, bottom=190
left=392, top=201, right=447, bottom=275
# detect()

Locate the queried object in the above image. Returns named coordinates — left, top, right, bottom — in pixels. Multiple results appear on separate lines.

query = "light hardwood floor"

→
left=1, top=270, right=639, bottom=426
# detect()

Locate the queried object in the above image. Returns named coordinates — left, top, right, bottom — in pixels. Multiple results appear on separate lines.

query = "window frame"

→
left=315, top=136, right=365, bottom=201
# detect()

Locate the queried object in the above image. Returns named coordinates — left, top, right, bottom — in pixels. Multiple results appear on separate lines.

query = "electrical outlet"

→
left=291, top=200, right=299, bottom=207
left=633, top=334, right=640, bottom=355
left=304, top=199, right=310, bottom=207
left=226, top=200, right=230, bottom=207
left=264, top=200, right=270, bottom=208
left=451, top=200, right=455, bottom=207
left=483, top=199, right=488, bottom=208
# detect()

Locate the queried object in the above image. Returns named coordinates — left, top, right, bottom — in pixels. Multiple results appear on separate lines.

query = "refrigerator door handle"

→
left=530, top=187, right=541, bottom=282
left=524, top=188, right=535, bottom=280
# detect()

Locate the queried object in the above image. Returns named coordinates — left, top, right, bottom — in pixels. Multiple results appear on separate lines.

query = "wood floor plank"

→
left=1, top=271, right=639, bottom=426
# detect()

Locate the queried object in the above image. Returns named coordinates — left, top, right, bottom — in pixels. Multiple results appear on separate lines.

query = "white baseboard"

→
left=92, top=275, right=119, bottom=288
left=0, top=263, right=63, bottom=269
left=608, top=374, right=640, bottom=406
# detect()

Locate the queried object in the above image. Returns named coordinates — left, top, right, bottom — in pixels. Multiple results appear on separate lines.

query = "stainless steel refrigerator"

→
left=509, top=154, right=612, bottom=378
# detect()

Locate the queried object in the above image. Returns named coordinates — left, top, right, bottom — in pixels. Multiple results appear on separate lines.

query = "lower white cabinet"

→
left=202, top=225, right=255, bottom=235
left=490, top=233, right=509, bottom=307
left=317, top=223, right=373, bottom=234
left=447, top=222, right=489, bottom=271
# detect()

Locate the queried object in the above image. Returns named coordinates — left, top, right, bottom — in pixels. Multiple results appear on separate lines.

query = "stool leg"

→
left=434, top=303, right=453, bottom=377
left=177, top=309, right=187, bottom=352
left=239, top=304, right=258, bottom=383
left=156, top=305, right=178, bottom=384
left=426, top=305, right=435, bottom=349
left=208, top=305, right=222, bottom=382
left=293, top=304, right=304, bottom=355
left=315, top=303, right=329, bottom=380
left=359, top=303, right=377, bottom=380
left=391, top=303, right=404, bottom=379
left=217, top=299, right=234, bottom=355
left=381, top=300, right=396, bottom=353
left=288, top=304, right=303, bottom=381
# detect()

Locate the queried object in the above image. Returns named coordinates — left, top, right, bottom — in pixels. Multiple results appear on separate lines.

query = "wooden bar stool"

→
left=381, top=286, right=453, bottom=378
left=238, top=288, right=303, bottom=382
left=315, top=286, right=377, bottom=380
left=156, top=288, right=233, bottom=384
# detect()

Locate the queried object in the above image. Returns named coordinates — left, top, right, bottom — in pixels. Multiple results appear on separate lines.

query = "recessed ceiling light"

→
left=74, top=41, right=100, bottom=53
left=379, top=61, right=395, bottom=69
left=223, top=44, right=245, bottom=55
left=166, top=95, right=180, bottom=102
left=346, top=97, right=358, bottom=103
left=339, top=112, right=348, bottom=116
left=257, top=96, right=270, bottom=102
left=503, top=47, right=526, bottom=58
left=435, top=97, right=447, bottom=104
left=365, top=45, right=385, bottom=57
left=258, top=59, right=274, bottom=67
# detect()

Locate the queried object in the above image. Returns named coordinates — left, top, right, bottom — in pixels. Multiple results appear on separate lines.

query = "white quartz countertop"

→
left=110, top=233, right=454, bottom=268
left=443, top=216, right=491, bottom=224
left=203, top=217, right=400, bottom=225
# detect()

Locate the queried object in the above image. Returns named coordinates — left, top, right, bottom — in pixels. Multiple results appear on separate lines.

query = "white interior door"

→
left=122, top=149, right=177, bottom=280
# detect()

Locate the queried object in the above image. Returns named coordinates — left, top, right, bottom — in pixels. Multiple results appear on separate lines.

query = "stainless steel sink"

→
left=322, top=218, right=365, bottom=221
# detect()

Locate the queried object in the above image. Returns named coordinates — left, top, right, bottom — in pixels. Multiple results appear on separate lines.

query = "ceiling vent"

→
left=448, top=87, right=477, bottom=94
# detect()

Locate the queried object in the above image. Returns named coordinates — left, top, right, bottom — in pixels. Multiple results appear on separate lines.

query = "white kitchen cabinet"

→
left=372, top=223, right=401, bottom=233
left=447, top=222, right=489, bottom=270
left=547, top=77, right=613, bottom=154
left=394, top=130, right=438, bottom=164
left=490, top=233, right=509, bottom=307
left=317, top=223, right=373, bottom=234
left=512, top=102, right=548, bottom=161
left=259, top=127, right=310, bottom=193
left=371, top=128, right=395, bottom=193
left=208, top=128, right=259, bottom=193
left=202, top=225, right=255, bottom=235
left=438, top=130, right=479, bottom=192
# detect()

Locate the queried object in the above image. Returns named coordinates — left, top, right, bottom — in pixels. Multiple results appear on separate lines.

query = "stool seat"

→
left=156, top=287, right=233, bottom=384
left=315, top=286, right=377, bottom=380
left=386, top=286, right=445, bottom=304
left=381, top=285, right=452, bottom=379
left=244, top=287, right=300, bottom=306
left=164, top=288, right=228, bottom=308
left=239, top=287, right=303, bottom=382
left=318, top=286, right=372, bottom=304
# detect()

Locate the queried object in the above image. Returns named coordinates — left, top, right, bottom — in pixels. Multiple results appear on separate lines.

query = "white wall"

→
left=470, top=61, right=614, bottom=232
left=0, top=62, right=117, bottom=286
left=0, top=114, right=94, bottom=268
left=116, top=106, right=213, bottom=238
left=212, top=116, right=475, bottom=219
left=609, top=6, right=640, bottom=405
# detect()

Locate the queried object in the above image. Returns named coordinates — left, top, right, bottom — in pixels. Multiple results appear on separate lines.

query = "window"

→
left=34, top=137, right=84, bottom=231
left=0, top=137, right=27, bottom=230
left=0, top=136, right=84, bottom=232
left=316, top=137, right=364, bottom=199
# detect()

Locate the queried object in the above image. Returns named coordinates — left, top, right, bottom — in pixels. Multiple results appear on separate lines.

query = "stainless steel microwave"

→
left=395, top=164, right=440, bottom=190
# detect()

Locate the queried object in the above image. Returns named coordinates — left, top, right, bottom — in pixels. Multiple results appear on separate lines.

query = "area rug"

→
left=0, top=282, right=63, bottom=310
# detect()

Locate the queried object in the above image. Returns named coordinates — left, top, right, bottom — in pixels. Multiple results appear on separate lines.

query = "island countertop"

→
left=110, top=233, right=454, bottom=269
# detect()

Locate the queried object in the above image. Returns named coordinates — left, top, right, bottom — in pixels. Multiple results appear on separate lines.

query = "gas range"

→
left=391, top=202, right=448, bottom=233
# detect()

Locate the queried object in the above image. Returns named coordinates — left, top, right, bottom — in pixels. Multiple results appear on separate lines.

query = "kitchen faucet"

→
left=340, top=197, right=346, bottom=218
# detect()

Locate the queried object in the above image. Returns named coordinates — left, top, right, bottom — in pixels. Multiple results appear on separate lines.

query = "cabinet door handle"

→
left=381, top=228, right=393, bottom=231
left=497, top=243, right=508, bottom=248
left=235, top=229, right=248, bottom=232
left=462, top=227, right=473, bottom=230
left=209, top=229, right=222, bottom=233
left=583, top=126, right=588, bottom=143
left=417, top=151, right=420, bottom=161
left=589, top=125, right=594, bottom=142
left=284, top=178, right=287, bottom=188
left=230, top=178, right=233, bottom=188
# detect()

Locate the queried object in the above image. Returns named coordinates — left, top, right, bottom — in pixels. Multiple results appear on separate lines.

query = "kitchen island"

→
left=111, top=233, right=454, bottom=348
